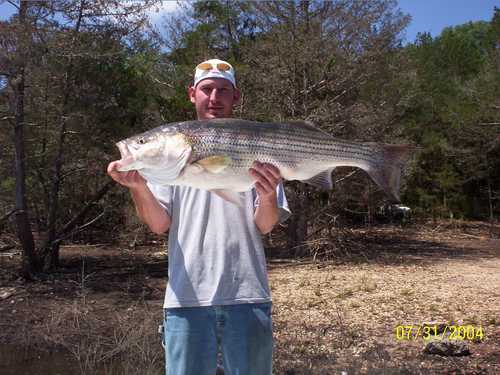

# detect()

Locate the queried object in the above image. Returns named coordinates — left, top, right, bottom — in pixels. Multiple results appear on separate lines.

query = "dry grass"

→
left=36, top=298, right=164, bottom=375
left=268, top=224, right=500, bottom=374
left=0, top=221, right=499, bottom=374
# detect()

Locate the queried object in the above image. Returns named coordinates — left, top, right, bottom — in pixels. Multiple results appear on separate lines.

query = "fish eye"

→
left=138, top=138, right=146, bottom=145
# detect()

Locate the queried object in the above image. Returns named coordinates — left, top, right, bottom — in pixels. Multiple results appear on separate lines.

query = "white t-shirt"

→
left=147, top=183, right=291, bottom=308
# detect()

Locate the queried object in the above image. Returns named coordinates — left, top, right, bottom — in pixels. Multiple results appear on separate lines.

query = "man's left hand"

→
left=249, top=161, right=281, bottom=202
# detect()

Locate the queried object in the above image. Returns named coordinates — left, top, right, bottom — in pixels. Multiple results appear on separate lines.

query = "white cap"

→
left=193, top=59, right=236, bottom=88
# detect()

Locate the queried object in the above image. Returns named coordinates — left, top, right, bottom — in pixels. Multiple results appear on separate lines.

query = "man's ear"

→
left=233, top=87, right=241, bottom=105
left=188, top=85, right=196, bottom=104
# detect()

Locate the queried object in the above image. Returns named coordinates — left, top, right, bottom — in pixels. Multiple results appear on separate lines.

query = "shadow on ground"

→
left=266, top=223, right=499, bottom=268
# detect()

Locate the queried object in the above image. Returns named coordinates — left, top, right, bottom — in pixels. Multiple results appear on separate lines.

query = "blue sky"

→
left=0, top=0, right=497, bottom=43
left=399, top=0, right=497, bottom=42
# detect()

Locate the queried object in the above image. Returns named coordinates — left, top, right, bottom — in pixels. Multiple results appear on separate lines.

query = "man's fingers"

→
left=108, top=163, right=126, bottom=185
left=249, top=167, right=264, bottom=182
left=254, top=181, right=266, bottom=196
left=250, top=169, right=274, bottom=193
left=263, top=163, right=281, bottom=180
left=107, top=161, right=146, bottom=189
left=107, top=161, right=119, bottom=175
left=130, top=171, right=145, bottom=183
left=259, top=166, right=280, bottom=186
left=252, top=161, right=281, bottom=180
left=250, top=165, right=280, bottom=190
left=260, top=178, right=273, bottom=193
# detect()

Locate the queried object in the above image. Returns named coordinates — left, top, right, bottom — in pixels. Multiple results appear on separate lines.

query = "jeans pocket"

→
left=159, top=310, right=168, bottom=349
left=159, top=323, right=166, bottom=349
left=255, top=302, right=272, bottom=317
left=252, top=302, right=273, bottom=332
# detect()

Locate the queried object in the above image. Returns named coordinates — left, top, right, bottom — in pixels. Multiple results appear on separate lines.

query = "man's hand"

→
left=249, top=161, right=281, bottom=202
left=107, top=161, right=146, bottom=190
left=250, top=161, right=281, bottom=234
left=107, top=160, right=170, bottom=234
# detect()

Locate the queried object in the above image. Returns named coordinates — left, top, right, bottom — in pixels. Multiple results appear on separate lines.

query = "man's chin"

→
left=206, top=110, right=226, bottom=119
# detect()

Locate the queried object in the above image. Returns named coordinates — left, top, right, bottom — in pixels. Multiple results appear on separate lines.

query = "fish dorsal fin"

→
left=211, top=189, right=243, bottom=207
left=287, top=120, right=333, bottom=138
left=303, top=168, right=335, bottom=190
left=194, top=155, right=231, bottom=174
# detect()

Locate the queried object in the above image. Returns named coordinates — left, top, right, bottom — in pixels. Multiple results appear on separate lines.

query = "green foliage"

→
left=160, top=83, right=195, bottom=123
left=400, top=13, right=500, bottom=219
left=0, top=177, right=15, bottom=192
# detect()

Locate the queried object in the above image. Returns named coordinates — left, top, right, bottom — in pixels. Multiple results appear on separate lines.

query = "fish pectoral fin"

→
left=210, top=189, right=243, bottom=207
left=183, top=163, right=205, bottom=175
left=302, top=168, right=335, bottom=190
left=194, top=155, right=232, bottom=174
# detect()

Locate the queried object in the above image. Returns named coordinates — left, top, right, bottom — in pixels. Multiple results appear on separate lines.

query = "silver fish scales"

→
left=116, top=118, right=412, bottom=203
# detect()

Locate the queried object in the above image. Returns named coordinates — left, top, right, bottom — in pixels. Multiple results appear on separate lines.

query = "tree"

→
left=400, top=13, right=500, bottom=220
left=1, top=0, right=163, bottom=275
left=8, top=1, right=37, bottom=277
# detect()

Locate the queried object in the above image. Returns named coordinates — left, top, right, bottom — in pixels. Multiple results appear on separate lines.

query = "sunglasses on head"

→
left=196, top=61, right=232, bottom=72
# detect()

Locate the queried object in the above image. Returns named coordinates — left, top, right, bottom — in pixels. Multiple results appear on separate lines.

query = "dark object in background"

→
left=376, top=204, right=411, bottom=224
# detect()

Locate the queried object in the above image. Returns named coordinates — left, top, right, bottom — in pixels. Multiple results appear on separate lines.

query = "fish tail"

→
left=366, top=144, right=413, bottom=202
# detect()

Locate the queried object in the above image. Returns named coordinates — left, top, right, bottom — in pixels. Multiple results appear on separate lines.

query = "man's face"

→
left=189, top=78, right=240, bottom=120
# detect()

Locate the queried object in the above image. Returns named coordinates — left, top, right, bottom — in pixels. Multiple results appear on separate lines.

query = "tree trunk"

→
left=487, top=178, right=494, bottom=222
left=13, top=0, right=39, bottom=277
left=485, top=154, right=494, bottom=223
left=42, top=1, right=84, bottom=271
left=287, top=184, right=308, bottom=257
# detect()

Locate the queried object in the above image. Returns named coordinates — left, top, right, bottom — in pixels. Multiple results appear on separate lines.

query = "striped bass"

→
left=116, top=118, right=412, bottom=202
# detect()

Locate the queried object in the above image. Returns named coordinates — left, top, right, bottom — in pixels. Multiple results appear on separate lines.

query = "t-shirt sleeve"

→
left=147, top=182, right=173, bottom=217
left=253, top=182, right=292, bottom=224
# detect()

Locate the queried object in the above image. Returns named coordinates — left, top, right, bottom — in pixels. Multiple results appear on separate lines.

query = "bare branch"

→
left=60, top=167, right=87, bottom=180
left=56, top=211, right=105, bottom=242
left=0, top=209, right=17, bottom=223
left=334, top=170, right=359, bottom=184
left=56, top=181, right=114, bottom=239
left=150, top=74, right=174, bottom=88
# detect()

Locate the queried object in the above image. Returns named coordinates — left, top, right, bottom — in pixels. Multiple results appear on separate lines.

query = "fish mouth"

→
left=115, top=141, right=136, bottom=172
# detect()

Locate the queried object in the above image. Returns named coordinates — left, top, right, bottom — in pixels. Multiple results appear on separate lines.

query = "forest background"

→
left=0, top=0, right=499, bottom=276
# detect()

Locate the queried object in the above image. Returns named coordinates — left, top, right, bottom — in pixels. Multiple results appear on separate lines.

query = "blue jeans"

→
left=161, top=302, right=273, bottom=375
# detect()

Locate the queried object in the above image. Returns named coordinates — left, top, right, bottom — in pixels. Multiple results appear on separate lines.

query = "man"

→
left=107, top=59, right=290, bottom=375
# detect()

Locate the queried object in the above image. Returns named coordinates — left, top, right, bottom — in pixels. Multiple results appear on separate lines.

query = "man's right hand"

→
left=107, top=160, right=170, bottom=234
left=107, top=161, right=146, bottom=190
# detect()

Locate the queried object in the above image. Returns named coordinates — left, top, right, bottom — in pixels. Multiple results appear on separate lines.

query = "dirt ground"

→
left=0, top=221, right=499, bottom=374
